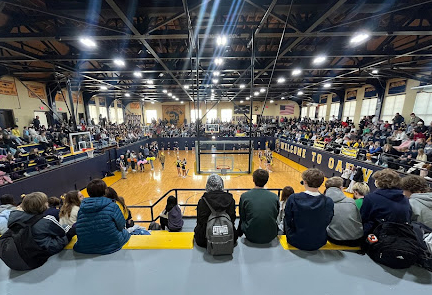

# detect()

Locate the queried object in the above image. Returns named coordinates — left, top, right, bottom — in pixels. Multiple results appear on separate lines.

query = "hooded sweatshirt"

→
left=194, top=191, right=237, bottom=247
left=74, top=197, right=130, bottom=254
left=0, top=204, right=17, bottom=234
left=167, top=205, right=184, bottom=231
left=325, top=188, right=363, bottom=241
left=360, top=188, right=412, bottom=235
left=410, top=192, right=432, bottom=228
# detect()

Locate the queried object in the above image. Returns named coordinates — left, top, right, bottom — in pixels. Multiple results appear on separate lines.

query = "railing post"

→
left=151, top=207, right=154, bottom=221
left=175, top=189, right=178, bottom=200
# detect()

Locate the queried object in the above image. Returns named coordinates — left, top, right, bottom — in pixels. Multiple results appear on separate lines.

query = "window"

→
left=317, top=105, right=327, bottom=120
left=343, top=101, right=356, bottom=120
left=206, top=109, right=217, bottom=123
left=413, top=92, right=432, bottom=125
left=117, top=107, right=124, bottom=124
left=89, top=105, right=98, bottom=123
left=301, top=107, right=308, bottom=118
left=109, top=107, right=117, bottom=123
left=98, top=107, right=108, bottom=122
left=360, top=98, right=378, bottom=120
left=308, top=106, right=316, bottom=118
left=381, top=95, right=405, bottom=122
left=221, top=109, right=232, bottom=122
left=146, top=110, right=157, bottom=124
left=329, top=103, right=340, bottom=118
left=190, top=109, right=202, bottom=123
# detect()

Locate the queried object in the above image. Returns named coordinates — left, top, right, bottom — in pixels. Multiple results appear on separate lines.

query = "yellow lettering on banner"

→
left=293, top=146, right=297, bottom=154
left=328, top=157, right=334, bottom=169
left=297, top=148, right=303, bottom=157
left=290, top=145, right=294, bottom=153
left=311, top=151, right=316, bottom=162
left=335, top=160, right=343, bottom=173
left=362, top=168, right=373, bottom=183
left=302, top=149, right=306, bottom=159
left=317, top=154, right=322, bottom=164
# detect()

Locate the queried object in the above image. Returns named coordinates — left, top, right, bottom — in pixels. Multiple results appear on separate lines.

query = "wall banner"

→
left=163, top=105, right=185, bottom=126
left=129, top=102, right=140, bottom=109
left=0, top=79, right=18, bottom=96
left=388, top=80, right=406, bottom=95
left=26, top=84, right=47, bottom=100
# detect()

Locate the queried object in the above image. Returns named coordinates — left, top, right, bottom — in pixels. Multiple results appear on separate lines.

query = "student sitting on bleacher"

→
left=59, top=191, right=83, bottom=227
left=400, top=175, right=432, bottom=228
left=0, top=194, right=17, bottom=235
left=360, top=169, right=412, bottom=236
left=194, top=174, right=237, bottom=247
left=44, top=196, right=60, bottom=221
left=284, top=169, right=334, bottom=251
left=238, top=169, right=279, bottom=244
left=324, top=177, right=363, bottom=246
left=0, top=192, right=74, bottom=271
left=74, top=179, right=130, bottom=255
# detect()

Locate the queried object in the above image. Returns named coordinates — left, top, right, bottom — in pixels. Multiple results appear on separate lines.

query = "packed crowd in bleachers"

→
left=0, top=167, right=431, bottom=271
left=278, top=113, right=432, bottom=179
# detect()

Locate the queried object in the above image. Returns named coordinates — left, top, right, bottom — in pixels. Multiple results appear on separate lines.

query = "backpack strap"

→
left=10, top=214, right=45, bottom=229
left=202, top=197, right=216, bottom=215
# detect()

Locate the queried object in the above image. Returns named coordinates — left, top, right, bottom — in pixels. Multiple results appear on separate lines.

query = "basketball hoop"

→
left=216, top=165, right=231, bottom=170
left=83, top=148, right=94, bottom=158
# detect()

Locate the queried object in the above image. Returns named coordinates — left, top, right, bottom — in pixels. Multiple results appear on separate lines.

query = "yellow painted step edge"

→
left=278, top=235, right=361, bottom=251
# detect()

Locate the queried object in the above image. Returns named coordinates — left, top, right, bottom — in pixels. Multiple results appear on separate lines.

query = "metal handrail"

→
left=128, top=188, right=284, bottom=223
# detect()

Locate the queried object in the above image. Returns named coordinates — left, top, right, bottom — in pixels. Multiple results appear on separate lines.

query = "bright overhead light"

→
left=125, top=93, right=131, bottom=97
left=270, top=100, right=274, bottom=103
left=292, top=68, right=302, bottom=76
left=260, top=88, right=266, bottom=93
left=175, top=98, right=179, bottom=101
left=313, top=55, right=327, bottom=65
left=297, top=91, right=304, bottom=96
left=180, top=101, right=184, bottom=104
left=216, top=35, right=228, bottom=46
left=350, top=32, right=370, bottom=45
left=240, top=100, right=244, bottom=103
left=113, top=58, right=125, bottom=67
left=213, top=71, right=220, bottom=76
left=151, top=101, right=155, bottom=104
left=211, top=89, right=215, bottom=93
left=323, top=83, right=331, bottom=88
left=159, top=73, right=164, bottom=77
left=246, top=96, right=250, bottom=100
left=79, top=37, right=97, bottom=48
left=147, top=79, right=154, bottom=85
left=141, top=98, right=145, bottom=101
left=281, top=96, right=285, bottom=100
left=277, top=77, right=286, bottom=84
left=184, top=85, right=190, bottom=89
left=163, top=89, right=168, bottom=94
left=254, top=91, right=259, bottom=96
left=168, top=93, right=173, bottom=97
left=240, top=84, right=245, bottom=89
left=133, top=71, right=142, bottom=78
left=212, top=79, right=219, bottom=84
left=100, top=86, right=108, bottom=91
left=372, top=69, right=379, bottom=74
left=214, top=58, right=223, bottom=65
left=173, top=95, right=176, bottom=98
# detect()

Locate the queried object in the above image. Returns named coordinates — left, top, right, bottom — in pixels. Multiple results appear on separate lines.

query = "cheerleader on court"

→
left=266, top=150, right=273, bottom=172
left=181, top=158, right=187, bottom=178
left=176, top=156, right=182, bottom=177
left=137, top=152, right=146, bottom=172
left=258, top=150, right=264, bottom=168
left=130, top=151, right=137, bottom=172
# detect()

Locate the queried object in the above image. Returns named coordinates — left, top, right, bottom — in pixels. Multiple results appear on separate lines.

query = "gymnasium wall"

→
left=0, top=75, right=85, bottom=130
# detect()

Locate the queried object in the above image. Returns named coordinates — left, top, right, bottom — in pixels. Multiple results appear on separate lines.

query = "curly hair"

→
left=400, top=175, right=430, bottom=193
left=372, top=169, right=400, bottom=189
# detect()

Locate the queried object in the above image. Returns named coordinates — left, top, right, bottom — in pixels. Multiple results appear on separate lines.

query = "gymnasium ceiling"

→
left=0, top=0, right=431, bottom=104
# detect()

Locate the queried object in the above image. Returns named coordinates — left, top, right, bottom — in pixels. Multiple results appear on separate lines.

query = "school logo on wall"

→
left=163, top=105, right=185, bottom=126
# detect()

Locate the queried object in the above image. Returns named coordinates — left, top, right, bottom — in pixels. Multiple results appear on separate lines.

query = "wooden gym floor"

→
left=109, top=150, right=325, bottom=223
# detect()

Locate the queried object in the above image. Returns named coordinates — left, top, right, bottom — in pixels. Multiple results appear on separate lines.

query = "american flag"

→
left=280, top=104, right=295, bottom=115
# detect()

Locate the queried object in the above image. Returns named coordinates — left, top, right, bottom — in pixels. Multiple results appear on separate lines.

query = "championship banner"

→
left=234, top=105, right=250, bottom=114
left=129, top=102, right=140, bottom=109
left=26, top=84, right=47, bottom=100
left=99, top=97, right=106, bottom=106
left=388, top=80, right=406, bottom=95
left=0, top=79, right=18, bottom=96
left=163, top=105, right=185, bottom=126
left=364, top=86, right=377, bottom=98
left=72, top=92, right=83, bottom=104
left=320, top=94, right=327, bottom=104
left=55, top=90, right=67, bottom=101
left=346, top=90, right=357, bottom=101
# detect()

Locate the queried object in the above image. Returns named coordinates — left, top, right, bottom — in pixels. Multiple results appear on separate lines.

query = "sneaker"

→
left=23, top=172, right=30, bottom=177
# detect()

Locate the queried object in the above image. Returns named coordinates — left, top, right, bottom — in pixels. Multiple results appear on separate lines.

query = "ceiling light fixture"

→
left=323, top=83, right=331, bottom=88
left=281, top=97, right=285, bottom=100
left=180, top=101, right=184, bottom=104
left=213, top=71, right=220, bottom=76
left=214, top=58, right=223, bottom=65
left=212, top=79, right=219, bottom=84
left=159, top=73, right=164, bottom=77
left=277, top=77, right=286, bottom=84
left=147, top=79, right=154, bottom=85
left=350, top=31, right=370, bottom=45
left=184, top=85, right=190, bottom=89
left=175, top=98, right=179, bottom=101
left=216, top=35, right=227, bottom=46
left=254, top=91, right=259, bottom=96
left=292, top=68, right=302, bottom=76
left=151, top=101, right=155, bottom=104
left=125, top=93, right=131, bottom=97
left=372, top=69, right=379, bottom=74
left=113, top=58, right=125, bottom=67
left=240, top=100, right=244, bottom=103
left=133, top=71, right=142, bottom=78
left=313, top=55, right=327, bottom=65
left=163, top=89, right=168, bottom=94
left=240, top=84, right=245, bottom=89
left=79, top=37, right=97, bottom=48
left=168, top=93, right=173, bottom=97
left=270, top=100, right=274, bottom=103
left=297, top=91, right=304, bottom=96
left=260, top=88, right=266, bottom=93
left=246, top=96, right=250, bottom=100
left=100, top=86, right=108, bottom=91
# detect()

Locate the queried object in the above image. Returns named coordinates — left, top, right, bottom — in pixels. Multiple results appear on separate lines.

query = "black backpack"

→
left=0, top=214, right=51, bottom=270
left=365, top=221, right=424, bottom=269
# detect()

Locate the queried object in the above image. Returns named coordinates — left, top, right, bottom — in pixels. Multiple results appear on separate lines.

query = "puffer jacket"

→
left=0, top=204, right=17, bottom=234
left=410, top=192, right=432, bottom=228
left=74, top=197, right=130, bottom=254
left=194, top=191, right=237, bottom=247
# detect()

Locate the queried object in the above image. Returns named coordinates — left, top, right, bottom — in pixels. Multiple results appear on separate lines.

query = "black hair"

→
left=0, top=194, right=15, bottom=206
left=165, top=195, right=177, bottom=213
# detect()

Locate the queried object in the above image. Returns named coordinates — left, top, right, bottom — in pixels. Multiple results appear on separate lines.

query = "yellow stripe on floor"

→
left=278, top=235, right=361, bottom=251
left=80, top=171, right=122, bottom=197
left=64, top=232, right=194, bottom=250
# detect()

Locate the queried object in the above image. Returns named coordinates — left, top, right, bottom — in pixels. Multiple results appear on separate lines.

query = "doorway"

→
left=0, top=109, right=14, bottom=128
left=33, top=111, right=49, bottom=128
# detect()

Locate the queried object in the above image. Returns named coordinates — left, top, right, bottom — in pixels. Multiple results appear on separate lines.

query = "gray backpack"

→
left=203, top=197, right=234, bottom=256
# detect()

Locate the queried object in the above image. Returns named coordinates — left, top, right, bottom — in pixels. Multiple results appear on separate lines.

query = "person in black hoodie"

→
left=284, top=168, right=334, bottom=251
left=361, top=169, right=412, bottom=235
left=194, top=174, right=237, bottom=247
